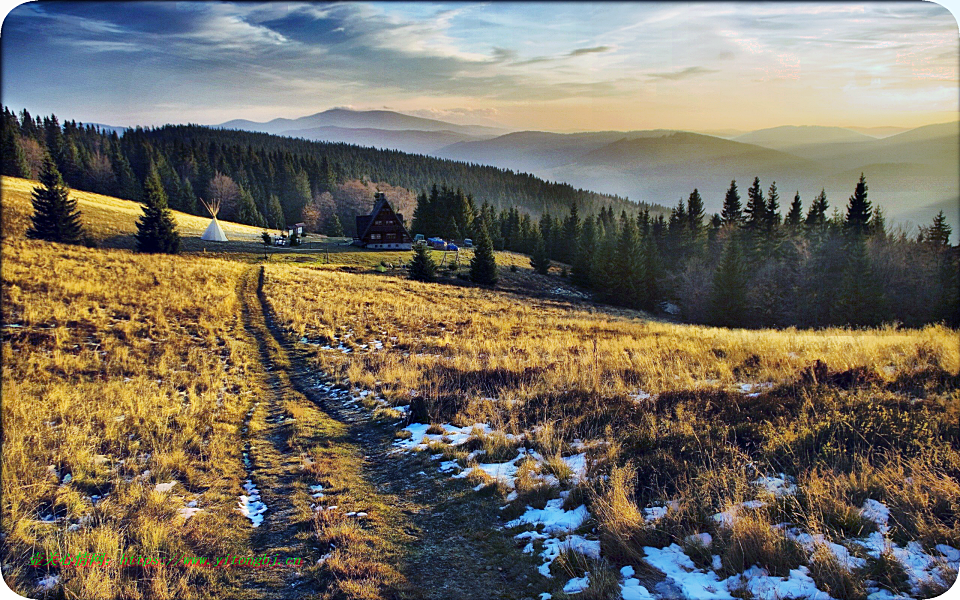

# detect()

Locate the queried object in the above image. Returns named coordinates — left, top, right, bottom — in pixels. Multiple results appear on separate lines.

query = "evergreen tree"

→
left=614, top=216, right=643, bottom=307
left=470, top=220, right=498, bottom=285
left=744, top=176, right=766, bottom=230
left=806, top=189, right=829, bottom=230
left=266, top=194, right=285, bottom=229
left=785, top=191, right=803, bottom=229
left=869, top=205, right=886, bottom=239
left=530, top=230, right=551, bottom=275
left=560, top=203, right=581, bottom=264
left=639, top=232, right=663, bottom=310
left=27, top=155, right=84, bottom=243
left=236, top=185, right=266, bottom=227
left=1, top=125, right=29, bottom=178
left=834, top=236, right=886, bottom=326
left=687, top=188, right=705, bottom=238
left=765, top=182, right=781, bottom=231
left=919, top=211, right=952, bottom=247
left=324, top=214, right=344, bottom=237
left=844, top=173, right=872, bottom=236
left=408, top=243, right=437, bottom=282
left=571, top=216, right=598, bottom=287
left=710, top=237, right=747, bottom=327
left=721, top=180, right=743, bottom=226
left=135, top=166, right=180, bottom=254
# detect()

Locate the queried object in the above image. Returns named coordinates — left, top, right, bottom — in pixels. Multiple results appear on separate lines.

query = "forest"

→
left=0, top=107, right=661, bottom=236
left=412, top=178, right=958, bottom=329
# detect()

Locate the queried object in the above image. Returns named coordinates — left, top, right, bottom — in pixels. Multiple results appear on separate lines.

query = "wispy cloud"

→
left=1, top=1, right=955, bottom=131
left=648, top=66, right=719, bottom=81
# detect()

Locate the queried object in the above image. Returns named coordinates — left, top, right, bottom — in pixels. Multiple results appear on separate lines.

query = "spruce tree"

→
left=765, top=182, right=781, bottom=231
left=721, top=180, right=742, bottom=226
left=687, top=188, right=705, bottom=238
left=834, top=236, right=886, bottom=326
left=560, top=204, right=581, bottom=264
left=530, top=230, right=551, bottom=275
left=571, top=217, right=598, bottom=287
left=709, top=237, right=747, bottom=327
left=470, top=220, right=498, bottom=285
left=744, top=177, right=766, bottom=230
left=844, top=173, right=872, bottom=236
left=408, top=243, right=437, bottom=282
left=325, top=214, right=344, bottom=237
left=1, top=126, right=29, bottom=178
left=785, top=192, right=803, bottom=229
left=27, top=155, right=84, bottom=243
left=136, top=167, right=180, bottom=254
left=806, top=189, right=829, bottom=230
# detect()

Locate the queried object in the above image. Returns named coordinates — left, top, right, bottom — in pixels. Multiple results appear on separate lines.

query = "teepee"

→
left=199, top=197, right=228, bottom=242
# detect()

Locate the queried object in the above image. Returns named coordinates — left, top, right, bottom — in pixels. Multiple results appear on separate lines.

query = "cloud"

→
left=648, top=66, right=719, bottom=81
left=567, top=46, right=612, bottom=57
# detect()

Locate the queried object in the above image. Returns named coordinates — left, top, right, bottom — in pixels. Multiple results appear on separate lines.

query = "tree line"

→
left=405, top=176, right=957, bottom=328
left=2, top=107, right=666, bottom=235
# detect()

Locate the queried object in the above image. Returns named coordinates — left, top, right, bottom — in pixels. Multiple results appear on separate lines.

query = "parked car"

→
left=463, top=238, right=473, bottom=248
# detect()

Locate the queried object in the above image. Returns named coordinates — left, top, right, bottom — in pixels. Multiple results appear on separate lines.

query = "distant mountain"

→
left=435, top=129, right=676, bottom=173
left=86, top=122, right=127, bottom=136
left=277, top=125, right=488, bottom=155
left=432, top=122, right=957, bottom=236
left=218, top=108, right=504, bottom=138
left=733, top=125, right=875, bottom=150
left=845, top=126, right=911, bottom=139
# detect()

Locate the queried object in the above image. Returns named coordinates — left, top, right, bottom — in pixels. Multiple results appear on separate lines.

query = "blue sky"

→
left=2, top=1, right=957, bottom=131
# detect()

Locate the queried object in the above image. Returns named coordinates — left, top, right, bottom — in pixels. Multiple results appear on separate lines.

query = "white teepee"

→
left=199, top=197, right=228, bottom=242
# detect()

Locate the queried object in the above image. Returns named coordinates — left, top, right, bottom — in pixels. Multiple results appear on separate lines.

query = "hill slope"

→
left=219, top=108, right=503, bottom=137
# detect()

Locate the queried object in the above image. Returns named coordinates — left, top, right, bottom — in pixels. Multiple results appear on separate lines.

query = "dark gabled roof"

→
left=355, top=195, right=411, bottom=241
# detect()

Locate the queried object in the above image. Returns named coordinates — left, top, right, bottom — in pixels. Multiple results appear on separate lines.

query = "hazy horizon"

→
left=2, top=2, right=958, bottom=132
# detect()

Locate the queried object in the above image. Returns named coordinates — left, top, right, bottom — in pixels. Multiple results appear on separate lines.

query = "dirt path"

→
left=231, top=266, right=548, bottom=600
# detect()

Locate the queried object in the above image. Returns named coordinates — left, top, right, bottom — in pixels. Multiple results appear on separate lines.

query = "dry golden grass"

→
left=0, top=235, right=262, bottom=598
left=1, top=175, right=277, bottom=247
left=261, top=262, right=960, bottom=591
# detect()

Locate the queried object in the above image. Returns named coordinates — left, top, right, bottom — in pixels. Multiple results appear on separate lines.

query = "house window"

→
left=370, top=233, right=381, bottom=240
left=385, top=232, right=396, bottom=240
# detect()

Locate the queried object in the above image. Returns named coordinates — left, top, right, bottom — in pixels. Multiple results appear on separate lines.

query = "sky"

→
left=1, top=1, right=958, bottom=132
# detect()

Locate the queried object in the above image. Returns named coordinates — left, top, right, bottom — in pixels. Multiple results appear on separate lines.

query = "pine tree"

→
left=1, top=126, right=29, bottom=178
left=844, top=173, right=872, bottom=236
left=324, top=214, right=344, bottom=237
left=744, top=177, right=766, bottom=230
left=806, top=189, right=829, bottom=230
left=615, top=216, right=643, bottom=307
left=571, top=216, right=598, bottom=287
left=470, top=220, right=498, bottom=285
left=408, top=243, right=437, bottom=282
left=687, top=188, right=705, bottom=238
left=530, top=230, right=551, bottom=275
left=639, top=233, right=662, bottom=310
left=765, top=182, right=781, bottom=231
left=266, top=194, right=285, bottom=229
left=135, top=166, right=180, bottom=254
left=869, top=205, right=886, bottom=239
left=834, top=236, right=886, bottom=326
left=785, top=192, right=803, bottom=229
left=560, top=204, right=581, bottom=264
left=721, top=180, right=742, bottom=226
left=27, top=155, right=84, bottom=243
left=920, top=211, right=952, bottom=247
left=709, top=237, right=747, bottom=327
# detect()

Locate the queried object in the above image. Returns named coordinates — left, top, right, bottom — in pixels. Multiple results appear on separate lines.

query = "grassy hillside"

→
left=1, top=176, right=277, bottom=251
left=3, top=179, right=958, bottom=599
left=262, top=265, right=960, bottom=599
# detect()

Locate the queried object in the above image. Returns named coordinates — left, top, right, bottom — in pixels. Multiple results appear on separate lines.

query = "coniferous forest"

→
left=0, top=107, right=655, bottom=233
left=3, top=107, right=956, bottom=329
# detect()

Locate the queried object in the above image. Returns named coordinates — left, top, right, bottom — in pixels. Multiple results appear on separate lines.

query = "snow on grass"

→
left=154, top=481, right=177, bottom=493
left=238, top=479, right=267, bottom=527
left=861, top=498, right=891, bottom=533
left=620, top=565, right=655, bottom=600
left=36, top=574, right=60, bottom=591
left=506, top=498, right=590, bottom=535
left=563, top=574, right=590, bottom=593
left=644, top=544, right=734, bottom=599
left=754, top=473, right=797, bottom=497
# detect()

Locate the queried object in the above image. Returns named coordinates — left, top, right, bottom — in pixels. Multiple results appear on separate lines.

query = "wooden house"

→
left=354, top=193, right=412, bottom=250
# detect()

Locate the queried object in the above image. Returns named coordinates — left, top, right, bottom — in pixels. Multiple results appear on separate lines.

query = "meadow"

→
left=2, top=174, right=958, bottom=600
left=263, top=264, right=960, bottom=599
